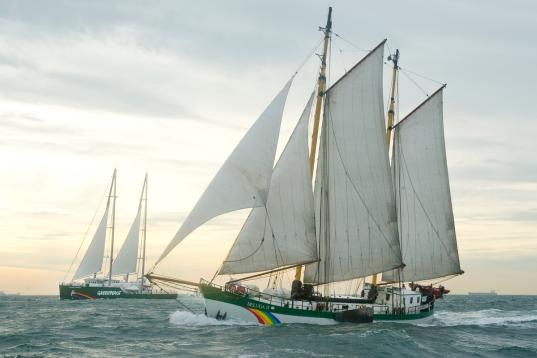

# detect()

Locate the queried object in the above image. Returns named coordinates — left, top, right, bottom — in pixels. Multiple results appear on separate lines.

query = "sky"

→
left=1, top=0, right=536, bottom=295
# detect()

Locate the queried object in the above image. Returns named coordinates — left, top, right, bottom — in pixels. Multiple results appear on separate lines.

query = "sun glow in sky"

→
left=1, top=0, right=536, bottom=295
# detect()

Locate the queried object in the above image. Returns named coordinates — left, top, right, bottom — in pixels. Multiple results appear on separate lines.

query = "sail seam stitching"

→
left=325, top=103, right=401, bottom=259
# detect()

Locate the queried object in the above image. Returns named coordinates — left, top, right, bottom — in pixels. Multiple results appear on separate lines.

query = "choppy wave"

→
left=2, top=295, right=536, bottom=357
left=417, top=308, right=537, bottom=327
left=169, top=310, right=257, bottom=326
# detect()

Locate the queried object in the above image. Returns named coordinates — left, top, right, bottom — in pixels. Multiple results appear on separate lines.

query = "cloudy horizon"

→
left=1, top=0, right=536, bottom=295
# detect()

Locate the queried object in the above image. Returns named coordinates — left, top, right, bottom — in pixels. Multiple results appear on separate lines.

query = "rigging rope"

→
left=333, top=32, right=369, bottom=53
left=397, top=145, right=461, bottom=267
left=400, top=67, right=445, bottom=86
left=432, top=274, right=460, bottom=285
left=62, top=183, right=109, bottom=283
left=220, top=208, right=267, bottom=264
left=325, top=101, right=401, bottom=258
left=338, top=48, right=347, bottom=73
left=293, top=38, right=324, bottom=75
left=400, top=69, right=429, bottom=97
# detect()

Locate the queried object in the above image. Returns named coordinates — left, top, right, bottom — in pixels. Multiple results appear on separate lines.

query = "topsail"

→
left=220, top=93, right=318, bottom=275
left=383, top=88, right=462, bottom=282
left=110, top=176, right=147, bottom=276
left=156, top=78, right=294, bottom=264
left=111, top=203, right=141, bottom=276
left=304, top=41, right=402, bottom=285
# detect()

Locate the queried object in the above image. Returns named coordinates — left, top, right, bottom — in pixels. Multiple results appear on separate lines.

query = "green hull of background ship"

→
left=148, top=6, right=463, bottom=324
left=59, top=279, right=176, bottom=300
left=60, top=172, right=177, bottom=300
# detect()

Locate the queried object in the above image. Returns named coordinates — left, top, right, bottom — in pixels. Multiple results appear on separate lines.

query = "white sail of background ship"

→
left=148, top=7, right=463, bottom=323
left=59, top=172, right=177, bottom=299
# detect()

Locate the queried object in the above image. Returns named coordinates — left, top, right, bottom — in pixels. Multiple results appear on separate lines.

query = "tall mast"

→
left=140, top=173, right=148, bottom=293
left=372, top=49, right=399, bottom=286
left=385, top=49, right=399, bottom=146
left=108, top=168, right=117, bottom=286
left=294, top=6, right=332, bottom=282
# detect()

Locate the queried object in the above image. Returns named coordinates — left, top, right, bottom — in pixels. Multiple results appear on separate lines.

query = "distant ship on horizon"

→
left=468, top=290, right=498, bottom=296
left=0, top=291, right=21, bottom=296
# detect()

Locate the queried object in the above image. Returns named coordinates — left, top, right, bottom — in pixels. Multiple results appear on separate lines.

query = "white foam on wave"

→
left=414, top=309, right=537, bottom=327
left=169, top=310, right=257, bottom=327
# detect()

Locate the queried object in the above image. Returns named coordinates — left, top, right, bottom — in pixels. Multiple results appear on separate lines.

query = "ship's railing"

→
left=372, top=303, right=429, bottom=316
left=200, top=279, right=323, bottom=312
left=199, top=279, right=406, bottom=313
left=363, top=300, right=433, bottom=316
left=200, top=279, right=436, bottom=316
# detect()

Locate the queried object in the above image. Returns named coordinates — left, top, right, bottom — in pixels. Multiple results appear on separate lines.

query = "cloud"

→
left=1, top=0, right=537, bottom=294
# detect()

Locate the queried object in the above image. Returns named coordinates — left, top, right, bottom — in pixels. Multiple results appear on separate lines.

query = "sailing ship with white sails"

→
left=59, top=171, right=177, bottom=300
left=148, top=7, right=463, bottom=323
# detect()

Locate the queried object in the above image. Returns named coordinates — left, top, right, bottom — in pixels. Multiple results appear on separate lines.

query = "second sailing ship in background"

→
left=59, top=171, right=177, bottom=299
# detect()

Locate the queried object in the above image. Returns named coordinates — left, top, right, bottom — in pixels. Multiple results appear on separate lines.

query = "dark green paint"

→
left=199, top=284, right=434, bottom=322
left=59, top=284, right=177, bottom=300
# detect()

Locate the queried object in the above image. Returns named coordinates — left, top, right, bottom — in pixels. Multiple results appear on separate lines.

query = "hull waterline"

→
left=59, top=284, right=177, bottom=300
left=199, top=282, right=434, bottom=325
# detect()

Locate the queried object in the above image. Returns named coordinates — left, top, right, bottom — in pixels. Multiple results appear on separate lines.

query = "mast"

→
left=372, top=49, right=399, bottom=286
left=140, top=173, right=148, bottom=293
left=108, top=168, right=117, bottom=286
left=294, top=6, right=332, bottom=282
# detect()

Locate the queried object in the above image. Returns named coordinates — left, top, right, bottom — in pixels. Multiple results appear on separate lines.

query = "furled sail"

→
left=111, top=206, right=141, bottom=276
left=220, top=93, right=318, bottom=275
left=383, top=88, right=462, bottom=282
left=156, top=78, right=294, bottom=264
left=73, top=205, right=110, bottom=280
left=304, top=41, right=403, bottom=285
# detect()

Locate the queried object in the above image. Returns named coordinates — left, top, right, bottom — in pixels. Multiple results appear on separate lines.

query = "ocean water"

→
left=1, top=295, right=536, bottom=357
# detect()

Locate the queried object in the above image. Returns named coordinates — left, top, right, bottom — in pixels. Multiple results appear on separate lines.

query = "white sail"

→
left=383, top=89, right=462, bottom=282
left=220, top=93, right=318, bottom=274
left=111, top=207, right=141, bottom=276
left=73, top=206, right=109, bottom=280
left=156, top=78, right=294, bottom=264
left=304, top=41, right=402, bottom=284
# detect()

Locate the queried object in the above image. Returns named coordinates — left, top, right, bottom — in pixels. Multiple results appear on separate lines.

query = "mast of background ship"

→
left=293, top=6, right=332, bottom=285
left=108, top=169, right=117, bottom=286
left=371, top=49, right=400, bottom=287
left=139, top=173, right=148, bottom=293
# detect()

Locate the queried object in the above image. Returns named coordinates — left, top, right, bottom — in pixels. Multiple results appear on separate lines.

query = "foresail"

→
left=383, top=88, right=462, bottom=282
left=156, top=78, right=294, bottom=264
left=73, top=206, right=109, bottom=280
left=220, top=93, right=318, bottom=275
left=304, top=41, right=402, bottom=285
left=111, top=207, right=141, bottom=276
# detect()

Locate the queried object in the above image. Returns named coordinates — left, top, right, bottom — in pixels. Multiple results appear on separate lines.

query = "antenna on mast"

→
left=386, top=48, right=400, bottom=137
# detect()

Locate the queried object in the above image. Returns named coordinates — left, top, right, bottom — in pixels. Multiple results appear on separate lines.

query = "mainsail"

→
left=111, top=206, right=141, bottom=276
left=220, top=93, right=318, bottom=275
left=304, top=41, right=403, bottom=285
left=383, top=88, right=462, bottom=282
left=156, top=78, right=294, bottom=264
left=73, top=205, right=110, bottom=280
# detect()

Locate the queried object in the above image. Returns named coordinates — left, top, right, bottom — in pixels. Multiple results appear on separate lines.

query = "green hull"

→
left=200, top=283, right=434, bottom=324
left=201, top=284, right=335, bottom=320
left=373, top=308, right=434, bottom=321
left=59, top=284, right=177, bottom=300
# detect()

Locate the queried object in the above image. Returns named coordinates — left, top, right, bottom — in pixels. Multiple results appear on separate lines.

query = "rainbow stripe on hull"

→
left=200, top=282, right=435, bottom=325
left=246, top=307, right=281, bottom=325
left=70, top=290, right=96, bottom=300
